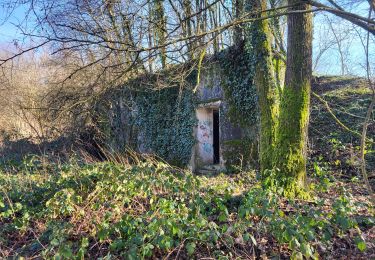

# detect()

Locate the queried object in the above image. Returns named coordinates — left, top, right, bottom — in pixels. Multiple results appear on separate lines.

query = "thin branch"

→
left=312, top=91, right=374, bottom=144
left=0, top=40, right=50, bottom=65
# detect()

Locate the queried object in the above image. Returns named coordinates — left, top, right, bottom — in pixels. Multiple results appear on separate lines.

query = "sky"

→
left=0, top=2, right=374, bottom=77
left=312, top=12, right=374, bottom=76
left=0, top=3, right=26, bottom=42
left=0, top=3, right=33, bottom=56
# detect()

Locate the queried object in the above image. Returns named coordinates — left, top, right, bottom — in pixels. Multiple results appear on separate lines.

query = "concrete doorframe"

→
left=189, top=101, right=223, bottom=172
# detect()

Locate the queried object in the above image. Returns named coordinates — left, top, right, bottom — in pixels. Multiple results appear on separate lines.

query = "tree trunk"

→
left=274, top=0, right=313, bottom=197
left=269, top=0, right=286, bottom=93
left=209, top=5, right=219, bottom=53
left=246, top=0, right=279, bottom=174
left=233, top=0, right=244, bottom=45
left=152, top=0, right=167, bottom=68
left=182, top=0, right=194, bottom=59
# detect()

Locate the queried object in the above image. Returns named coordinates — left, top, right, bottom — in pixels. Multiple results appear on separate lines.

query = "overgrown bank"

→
left=309, top=76, right=375, bottom=179
left=0, top=73, right=373, bottom=259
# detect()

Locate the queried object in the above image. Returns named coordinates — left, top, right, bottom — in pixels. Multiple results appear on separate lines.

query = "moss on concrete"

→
left=222, top=138, right=258, bottom=171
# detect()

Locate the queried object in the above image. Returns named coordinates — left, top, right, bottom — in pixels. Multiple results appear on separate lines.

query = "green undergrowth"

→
left=0, top=157, right=373, bottom=259
left=310, top=76, right=375, bottom=176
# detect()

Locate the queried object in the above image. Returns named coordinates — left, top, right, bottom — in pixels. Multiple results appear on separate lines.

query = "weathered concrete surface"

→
left=190, top=72, right=257, bottom=171
left=195, top=107, right=214, bottom=166
left=96, top=69, right=259, bottom=171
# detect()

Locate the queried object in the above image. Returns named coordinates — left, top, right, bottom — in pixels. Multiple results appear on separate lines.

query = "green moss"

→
left=262, top=169, right=310, bottom=199
left=245, top=0, right=279, bottom=174
left=223, top=139, right=244, bottom=146
left=222, top=138, right=258, bottom=171
left=272, top=79, right=311, bottom=197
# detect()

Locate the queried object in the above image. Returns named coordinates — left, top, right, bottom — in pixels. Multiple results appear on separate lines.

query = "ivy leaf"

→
left=218, top=212, right=227, bottom=222
left=290, top=238, right=300, bottom=250
left=59, top=244, right=73, bottom=258
left=356, top=238, right=367, bottom=252
left=186, top=242, right=196, bottom=256
left=81, top=237, right=89, bottom=248
left=142, top=243, right=154, bottom=257
left=300, top=242, right=312, bottom=258
left=291, top=251, right=303, bottom=260
left=97, top=229, right=109, bottom=242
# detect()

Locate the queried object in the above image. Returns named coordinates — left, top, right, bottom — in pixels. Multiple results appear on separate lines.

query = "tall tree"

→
left=273, top=0, right=313, bottom=197
left=233, top=0, right=244, bottom=45
left=152, top=0, right=167, bottom=68
left=246, top=0, right=279, bottom=174
left=269, top=0, right=286, bottom=90
left=182, top=0, right=194, bottom=59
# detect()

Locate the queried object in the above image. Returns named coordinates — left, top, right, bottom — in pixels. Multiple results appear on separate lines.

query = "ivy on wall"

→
left=208, top=40, right=260, bottom=169
left=216, top=43, right=259, bottom=127
left=93, top=71, right=197, bottom=165
left=94, top=45, right=260, bottom=168
left=134, top=86, right=196, bottom=165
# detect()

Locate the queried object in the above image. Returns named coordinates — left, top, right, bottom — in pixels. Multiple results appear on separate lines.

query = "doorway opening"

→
left=193, top=103, right=221, bottom=171
left=213, top=109, right=220, bottom=164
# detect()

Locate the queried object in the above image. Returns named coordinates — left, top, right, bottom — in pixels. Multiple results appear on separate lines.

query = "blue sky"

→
left=312, top=12, right=374, bottom=76
left=0, top=3, right=373, bottom=76
left=0, top=4, right=27, bottom=42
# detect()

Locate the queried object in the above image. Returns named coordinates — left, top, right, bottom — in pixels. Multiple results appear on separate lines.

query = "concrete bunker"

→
left=96, top=64, right=259, bottom=172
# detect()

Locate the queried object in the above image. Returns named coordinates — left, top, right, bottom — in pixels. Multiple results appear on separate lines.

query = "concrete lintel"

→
left=197, top=100, right=221, bottom=109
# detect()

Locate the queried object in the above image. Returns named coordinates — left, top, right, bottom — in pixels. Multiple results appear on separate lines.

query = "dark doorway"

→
left=213, top=109, right=220, bottom=164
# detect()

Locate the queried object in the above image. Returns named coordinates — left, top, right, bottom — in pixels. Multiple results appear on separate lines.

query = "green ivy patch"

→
left=134, top=87, right=197, bottom=165
left=216, top=43, right=259, bottom=127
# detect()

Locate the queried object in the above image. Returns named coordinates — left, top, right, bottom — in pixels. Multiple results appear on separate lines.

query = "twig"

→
left=359, top=8, right=374, bottom=195
left=312, top=91, right=374, bottom=144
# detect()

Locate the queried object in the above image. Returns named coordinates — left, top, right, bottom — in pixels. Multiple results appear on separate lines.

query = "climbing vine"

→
left=134, top=86, right=196, bottom=165
left=217, top=42, right=259, bottom=128
left=94, top=72, right=197, bottom=165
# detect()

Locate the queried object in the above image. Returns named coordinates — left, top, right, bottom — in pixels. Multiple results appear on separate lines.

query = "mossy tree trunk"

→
left=269, top=0, right=286, bottom=93
left=246, top=0, right=279, bottom=174
left=273, top=0, right=313, bottom=197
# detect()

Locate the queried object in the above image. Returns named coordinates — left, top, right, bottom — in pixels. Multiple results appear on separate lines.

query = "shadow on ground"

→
left=0, top=136, right=73, bottom=162
left=0, top=133, right=106, bottom=163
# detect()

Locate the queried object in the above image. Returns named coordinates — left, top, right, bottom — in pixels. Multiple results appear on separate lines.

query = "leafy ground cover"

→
left=0, top=156, right=374, bottom=259
left=310, top=76, right=375, bottom=179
